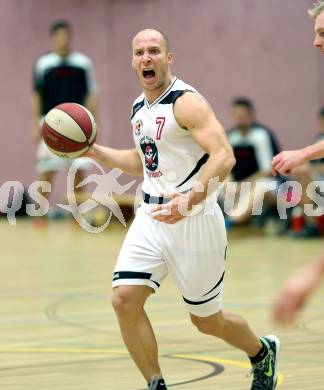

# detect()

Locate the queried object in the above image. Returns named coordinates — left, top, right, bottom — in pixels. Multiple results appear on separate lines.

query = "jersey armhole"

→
left=172, top=89, right=196, bottom=131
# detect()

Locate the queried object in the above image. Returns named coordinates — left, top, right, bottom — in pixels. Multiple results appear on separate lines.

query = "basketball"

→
left=42, top=102, right=97, bottom=158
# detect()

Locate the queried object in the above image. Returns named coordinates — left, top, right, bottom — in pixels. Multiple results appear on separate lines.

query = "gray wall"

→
left=0, top=0, right=322, bottom=189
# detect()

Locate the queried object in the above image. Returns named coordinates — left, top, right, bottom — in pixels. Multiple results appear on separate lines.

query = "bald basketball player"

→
left=272, top=0, right=324, bottom=325
left=87, top=29, right=279, bottom=389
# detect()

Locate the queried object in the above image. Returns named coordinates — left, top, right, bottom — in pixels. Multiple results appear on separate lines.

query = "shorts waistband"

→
left=142, top=189, right=192, bottom=205
left=142, top=191, right=170, bottom=205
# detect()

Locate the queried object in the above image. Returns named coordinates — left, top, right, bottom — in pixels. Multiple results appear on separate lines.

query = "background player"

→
left=225, top=97, right=281, bottom=225
left=32, top=20, right=97, bottom=219
left=86, top=28, right=280, bottom=390
left=272, top=0, right=324, bottom=325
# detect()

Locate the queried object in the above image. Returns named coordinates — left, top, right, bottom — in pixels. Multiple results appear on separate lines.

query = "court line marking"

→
left=0, top=347, right=283, bottom=385
left=0, top=347, right=127, bottom=355
left=173, top=354, right=284, bottom=385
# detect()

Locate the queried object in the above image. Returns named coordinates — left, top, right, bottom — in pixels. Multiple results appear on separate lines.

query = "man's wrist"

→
left=187, top=185, right=206, bottom=209
left=302, top=145, right=314, bottom=162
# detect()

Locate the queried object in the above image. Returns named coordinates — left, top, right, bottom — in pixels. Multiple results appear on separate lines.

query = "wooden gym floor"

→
left=0, top=218, right=324, bottom=389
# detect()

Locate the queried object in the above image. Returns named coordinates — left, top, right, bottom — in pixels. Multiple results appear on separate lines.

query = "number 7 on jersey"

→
left=155, top=117, right=166, bottom=140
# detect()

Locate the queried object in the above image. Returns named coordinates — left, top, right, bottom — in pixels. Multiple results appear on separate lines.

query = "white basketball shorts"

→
left=112, top=203, right=228, bottom=317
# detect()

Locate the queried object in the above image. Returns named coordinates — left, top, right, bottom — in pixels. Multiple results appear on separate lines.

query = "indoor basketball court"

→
left=0, top=219, right=323, bottom=389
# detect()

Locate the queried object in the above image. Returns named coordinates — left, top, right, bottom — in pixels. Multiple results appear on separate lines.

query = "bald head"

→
left=131, top=28, right=173, bottom=96
left=308, top=0, right=324, bottom=19
left=132, top=29, right=170, bottom=53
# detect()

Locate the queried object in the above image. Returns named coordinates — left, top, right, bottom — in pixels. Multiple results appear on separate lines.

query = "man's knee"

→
left=190, top=311, right=225, bottom=337
left=111, top=285, right=151, bottom=317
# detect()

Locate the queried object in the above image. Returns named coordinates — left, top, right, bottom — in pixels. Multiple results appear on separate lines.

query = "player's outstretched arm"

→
left=86, top=144, right=143, bottom=176
left=175, top=92, right=236, bottom=207
left=272, top=255, right=324, bottom=326
left=272, top=140, right=324, bottom=176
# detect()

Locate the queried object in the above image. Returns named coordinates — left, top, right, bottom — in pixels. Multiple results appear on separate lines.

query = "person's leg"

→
left=37, top=170, right=55, bottom=202
left=35, top=138, right=59, bottom=205
left=72, top=167, right=85, bottom=205
left=169, top=207, right=279, bottom=388
left=190, top=310, right=261, bottom=356
left=112, top=285, right=163, bottom=383
left=231, top=183, right=264, bottom=225
left=33, top=170, right=55, bottom=226
left=230, top=178, right=277, bottom=225
left=191, top=311, right=280, bottom=389
left=111, top=208, right=170, bottom=388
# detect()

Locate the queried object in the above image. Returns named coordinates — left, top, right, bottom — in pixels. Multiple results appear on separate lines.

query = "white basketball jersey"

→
left=131, top=77, right=208, bottom=198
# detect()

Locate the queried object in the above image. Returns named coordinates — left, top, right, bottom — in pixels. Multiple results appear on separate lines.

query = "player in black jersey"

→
left=32, top=21, right=97, bottom=219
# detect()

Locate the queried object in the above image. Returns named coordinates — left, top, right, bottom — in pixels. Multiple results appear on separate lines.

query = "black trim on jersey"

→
left=113, top=271, right=160, bottom=287
left=142, top=191, right=170, bottom=205
left=144, top=77, right=178, bottom=108
left=131, top=100, right=145, bottom=119
left=159, top=90, right=186, bottom=105
left=176, top=153, right=209, bottom=188
left=202, top=271, right=225, bottom=297
left=142, top=190, right=189, bottom=204
left=182, top=291, right=221, bottom=306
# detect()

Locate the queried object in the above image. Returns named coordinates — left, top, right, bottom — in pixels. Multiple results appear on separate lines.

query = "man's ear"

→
left=167, top=52, right=173, bottom=65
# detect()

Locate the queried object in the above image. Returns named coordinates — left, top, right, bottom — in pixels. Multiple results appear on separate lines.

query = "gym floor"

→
left=1, top=218, right=323, bottom=389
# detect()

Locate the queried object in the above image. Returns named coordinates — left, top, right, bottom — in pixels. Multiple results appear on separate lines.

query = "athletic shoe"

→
left=250, top=335, right=280, bottom=389
left=148, top=377, right=168, bottom=390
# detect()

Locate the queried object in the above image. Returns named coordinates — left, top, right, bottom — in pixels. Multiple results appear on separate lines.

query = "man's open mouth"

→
left=143, top=69, right=156, bottom=79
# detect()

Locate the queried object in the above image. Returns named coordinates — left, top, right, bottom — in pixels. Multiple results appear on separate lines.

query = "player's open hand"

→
left=151, top=192, right=192, bottom=224
left=271, top=149, right=307, bottom=176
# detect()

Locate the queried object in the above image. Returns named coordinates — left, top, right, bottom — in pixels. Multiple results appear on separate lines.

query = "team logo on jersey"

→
left=140, top=136, right=158, bottom=171
left=133, top=119, right=143, bottom=136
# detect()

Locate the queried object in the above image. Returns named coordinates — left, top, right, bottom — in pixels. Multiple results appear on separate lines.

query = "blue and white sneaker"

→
left=250, top=335, right=280, bottom=389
